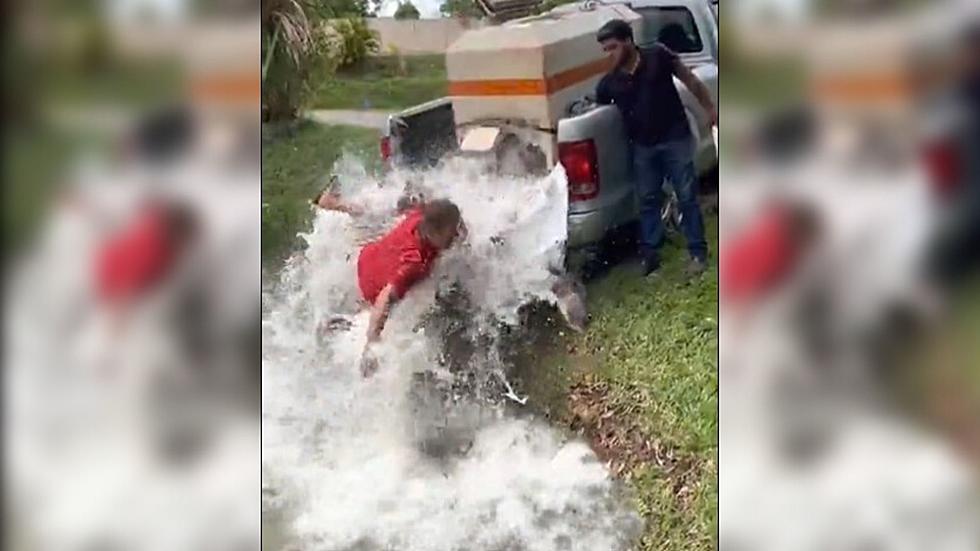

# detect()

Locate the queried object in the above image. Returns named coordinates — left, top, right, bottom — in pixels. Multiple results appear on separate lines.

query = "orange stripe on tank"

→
left=449, top=56, right=612, bottom=97
left=810, top=73, right=913, bottom=102
left=189, top=74, right=261, bottom=104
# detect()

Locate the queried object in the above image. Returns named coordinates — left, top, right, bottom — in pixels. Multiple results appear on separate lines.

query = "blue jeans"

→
left=631, top=138, right=708, bottom=262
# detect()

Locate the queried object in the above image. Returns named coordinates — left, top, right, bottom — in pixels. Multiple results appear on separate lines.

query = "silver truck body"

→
left=382, top=0, right=719, bottom=255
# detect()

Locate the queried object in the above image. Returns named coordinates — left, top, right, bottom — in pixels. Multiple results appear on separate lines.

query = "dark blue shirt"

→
left=596, top=43, right=690, bottom=146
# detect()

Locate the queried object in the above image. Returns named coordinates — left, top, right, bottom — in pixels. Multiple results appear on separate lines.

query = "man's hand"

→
left=314, top=192, right=342, bottom=210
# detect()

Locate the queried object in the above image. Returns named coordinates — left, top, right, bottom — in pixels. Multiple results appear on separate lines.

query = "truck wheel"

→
left=662, top=190, right=682, bottom=234
left=700, top=163, right=719, bottom=195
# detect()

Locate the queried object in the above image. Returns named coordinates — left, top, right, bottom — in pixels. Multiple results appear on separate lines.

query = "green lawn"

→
left=261, top=122, right=380, bottom=268
left=721, top=57, right=806, bottom=109
left=46, top=58, right=184, bottom=108
left=521, top=218, right=719, bottom=550
left=312, top=55, right=448, bottom=110
left=583, top=220, right=718, bottom=550
left=5, top=127, right=112, bottom=256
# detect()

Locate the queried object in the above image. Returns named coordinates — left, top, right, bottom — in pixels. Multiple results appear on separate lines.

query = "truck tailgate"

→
left=389, top=98, right=457, bottom=168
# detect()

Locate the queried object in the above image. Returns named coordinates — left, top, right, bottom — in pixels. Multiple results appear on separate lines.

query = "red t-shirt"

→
left=94, top=207, right=176, bottom=305
left=721, top=205, right=799, bottom=305
left=357, top=208, right=439, bottom=303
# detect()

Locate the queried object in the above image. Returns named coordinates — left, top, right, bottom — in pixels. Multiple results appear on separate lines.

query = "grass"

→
left=569, top=217, right=718, bottom=550
left=5, top=126, right=112, bottom=256
left=899, top=277, right=980, bottom=466
left=721, top=57, right=806, bottom=110
left=312, top=55, right=448, bottom=110
left=261, top=121, right=380, bottom=269
left=46, top=58, right=184, bottom=108
left=583, top=227, right=718, bottom=454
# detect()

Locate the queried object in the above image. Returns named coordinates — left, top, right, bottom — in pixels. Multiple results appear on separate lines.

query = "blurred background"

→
left=5, top=1, right=260, bottom=550
left=719, top=0, right=980, bottom=549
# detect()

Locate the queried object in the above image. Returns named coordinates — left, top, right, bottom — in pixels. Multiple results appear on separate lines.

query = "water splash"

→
left=6, top=161, right=261, bottom=551
left=262, top=157, right=643, bottom=550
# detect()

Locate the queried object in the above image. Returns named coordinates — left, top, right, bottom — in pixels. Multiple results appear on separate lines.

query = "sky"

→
left=107, top=0, right=188, bottom=21
left=107, top=0, right=448, bottom=20
left=378, top=0, right=446, bottom=18
left=730, top=0, right=812, bottom=22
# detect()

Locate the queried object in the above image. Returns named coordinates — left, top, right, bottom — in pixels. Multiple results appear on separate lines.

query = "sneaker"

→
left=641, top=255, right=661, bottom=277
left=685, top=257, right=707, bottom=277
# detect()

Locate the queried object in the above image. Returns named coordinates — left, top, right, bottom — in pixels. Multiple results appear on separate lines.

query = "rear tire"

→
left=700, top=162, right=719, bottom=195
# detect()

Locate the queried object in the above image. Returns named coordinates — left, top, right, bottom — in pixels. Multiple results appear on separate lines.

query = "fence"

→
left=368, top=18, right=487, bottom=55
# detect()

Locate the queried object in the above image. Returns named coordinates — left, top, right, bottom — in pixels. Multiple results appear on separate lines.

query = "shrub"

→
left=328, top=18, right=380, bottom=69
left=440, top=0, right=483, bottom=19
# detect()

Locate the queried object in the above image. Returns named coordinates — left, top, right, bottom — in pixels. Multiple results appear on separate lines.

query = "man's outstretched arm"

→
left=360, top=283, right=396, bottom=377
left=671, top=55, right=717, bottom=126
left=366, top=283, right=396, bottom=344
left=312, top=191, right=365, bottom=216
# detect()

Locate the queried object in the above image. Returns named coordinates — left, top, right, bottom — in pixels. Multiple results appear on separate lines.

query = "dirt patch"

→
left=564, top=375, right=704, bottom=511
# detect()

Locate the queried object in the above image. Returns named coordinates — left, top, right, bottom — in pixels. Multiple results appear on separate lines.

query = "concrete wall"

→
left=112, top=21, right=259, bottom=72
left=368, top=18, right=486, bottom=55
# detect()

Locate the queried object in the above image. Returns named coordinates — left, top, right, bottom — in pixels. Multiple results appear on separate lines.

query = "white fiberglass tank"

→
left=446, top=4, right=642, bottom=132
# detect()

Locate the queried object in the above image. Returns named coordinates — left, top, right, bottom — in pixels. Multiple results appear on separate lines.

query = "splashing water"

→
left=6, top=161, right=261, bottom=551
left=262, top=157, right=643, bottom=550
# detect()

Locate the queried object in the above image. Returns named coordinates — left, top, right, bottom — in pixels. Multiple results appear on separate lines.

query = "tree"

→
left=308, top=0, right=378, bottom=19
left=262, top=0, right=335, bottom=121
left=394, top=1, right=421, bottom=19
left=329, top=18, right=381, bottom=67
left=440, top=0, right=483, bottom=18
left=261, top=0, right=382, bottom=121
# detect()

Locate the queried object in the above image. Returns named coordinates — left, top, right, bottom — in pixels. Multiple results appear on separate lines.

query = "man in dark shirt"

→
left=595, top=19, right=717, bottom=276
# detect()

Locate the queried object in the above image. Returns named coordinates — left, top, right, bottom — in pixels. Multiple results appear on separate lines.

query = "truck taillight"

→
left=559, top=140, right=600, bottom=202
left=922, top=139, right=961, bottom=199
left=380, top=136, right=392, bottom=161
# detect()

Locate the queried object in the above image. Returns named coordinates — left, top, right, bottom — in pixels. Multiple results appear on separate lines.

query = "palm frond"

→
left=263, top=0, right=314, bottom=66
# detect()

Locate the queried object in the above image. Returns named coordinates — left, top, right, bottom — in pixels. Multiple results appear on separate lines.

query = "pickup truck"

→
left=380, top=0, right=719, bottom=272
left=918, top=10, right=980, bottom=287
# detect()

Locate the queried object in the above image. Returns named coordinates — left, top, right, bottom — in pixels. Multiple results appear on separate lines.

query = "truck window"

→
left=635, top=7, right=703, bottom=54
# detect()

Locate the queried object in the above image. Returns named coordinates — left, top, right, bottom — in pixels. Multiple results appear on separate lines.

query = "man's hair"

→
left=419, top=199, right=460, bottom=238
left=597, top=19, right=633, bottom=43
left=133, top=104, right=195, bottom=161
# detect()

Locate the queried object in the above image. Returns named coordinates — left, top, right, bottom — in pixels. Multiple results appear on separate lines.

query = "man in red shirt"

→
left=721, top=200, right=819, bottom=307
left=94, top=198, right=199, bottom=328
left=314, top=190, right=467, bottom=376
